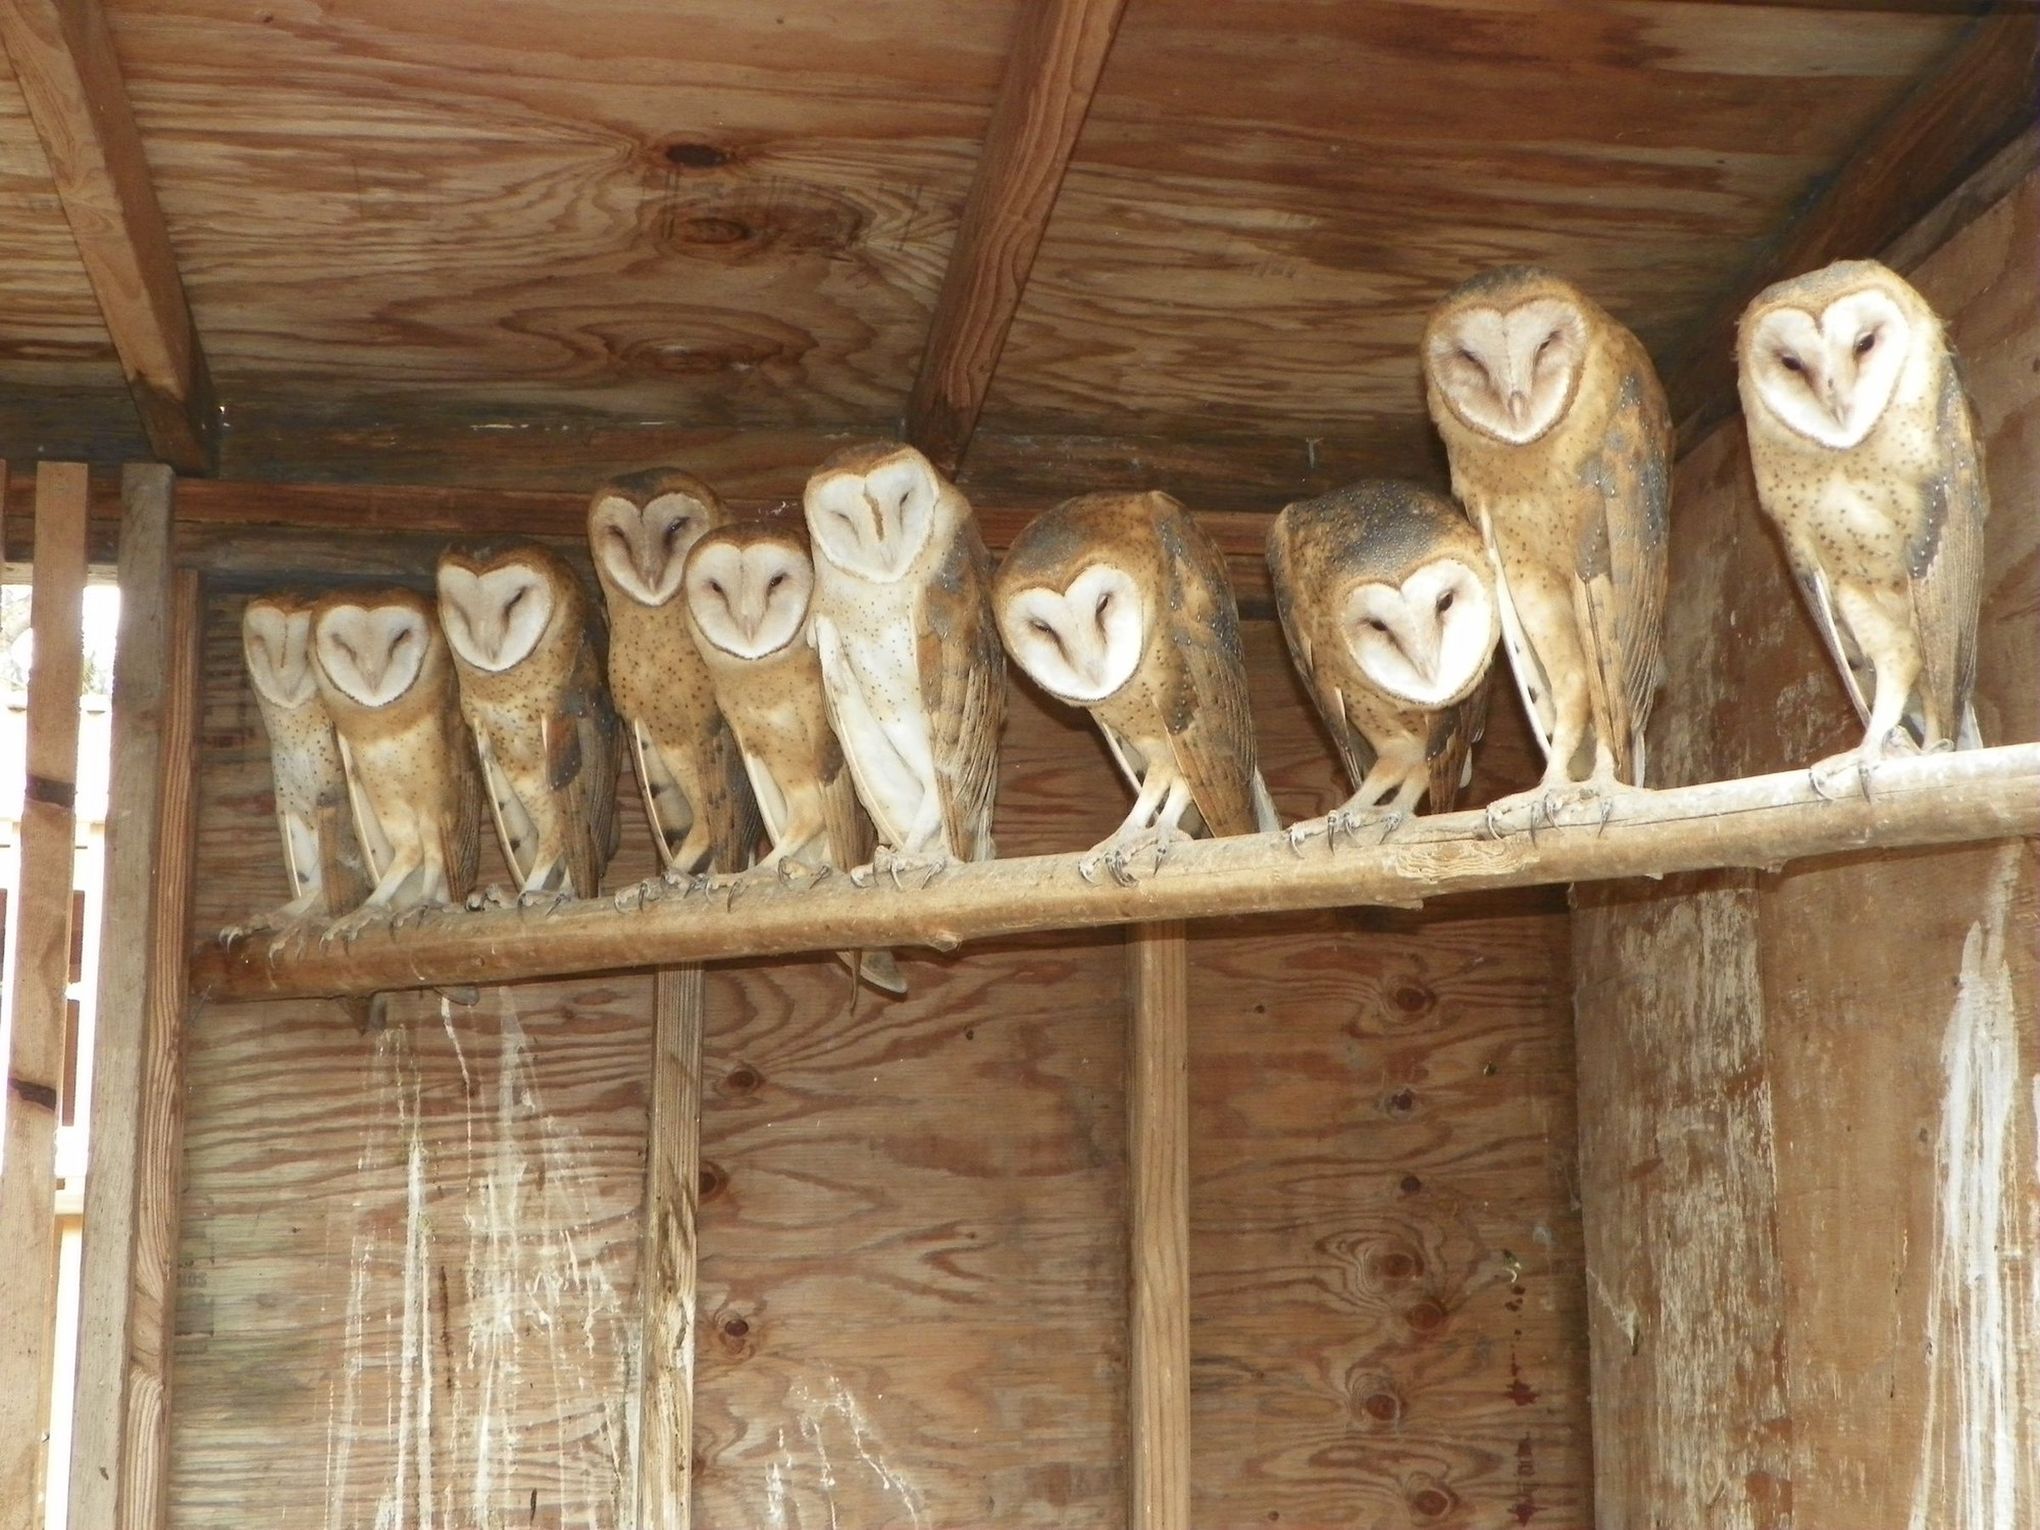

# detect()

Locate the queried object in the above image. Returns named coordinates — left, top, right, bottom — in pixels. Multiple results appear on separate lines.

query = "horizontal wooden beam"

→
left=1665, top=9, right=2039, bottom=443
left=903, top=0, right=1128, bottom=472
left=194, top=743, right=2040, bottom=1003
left=0, top=0, right=219, bottom=472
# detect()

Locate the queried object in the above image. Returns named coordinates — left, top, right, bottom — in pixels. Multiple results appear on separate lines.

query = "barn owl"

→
left=682, top=519, right=906, bottom=994
left=588, top=469, right=761, bottom=882
left=436, top=543, right=621, bottom=902
left=1267, top=481, right=1499, bottom=847
left=1737, top=258, right=1986, bottom=786
left=228, top=591, right=371, bottom=940
left=1423, top=265, right=1670, bottom=830
left=994, top=490, right=1278, bottom=883
left=309, top=587, right=482, bottom=928
left=803, top=442, right=1004, bottom=885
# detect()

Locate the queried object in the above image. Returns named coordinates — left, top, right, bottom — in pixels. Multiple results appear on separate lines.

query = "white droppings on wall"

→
left=320, top=994, right=637, bottom=1528
left=1910, top=848, right=2038, bottom=1530
left=751, top=1376, right=928, bottom=1530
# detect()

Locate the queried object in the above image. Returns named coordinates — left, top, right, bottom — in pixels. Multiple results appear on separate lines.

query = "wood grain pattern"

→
left=0, top=459, right=85, bottom=1530
left=1125, top=921, right=1187, bottom=1530
left=1664, top=9, right=2039, bottom=439
left=67, top=470, right=200, bottom=1530
left=1572, top=163, right=2040, bottom=1527
left=903, top=0, right=1127, bottom=470
left=637, top=965, right=702, bottom=1530
left=0, top=0, right=217, bottom=469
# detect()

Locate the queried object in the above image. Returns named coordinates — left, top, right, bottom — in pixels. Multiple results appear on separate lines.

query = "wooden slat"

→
left=193, top=741, right=2040, bottom=1002
left=0, top=460, right=88, bottom=1530
left=1126, top=922, right=1188, bottom=1530
left=68, top=466, right=200, bottom=1530
left=637, top=965, right=704, bottom=1530
left=1664, top=9, right=2039, bottom=438
left=903, top=0, right=1127, bottom=471
left=0, top=0, right=218, bottom=472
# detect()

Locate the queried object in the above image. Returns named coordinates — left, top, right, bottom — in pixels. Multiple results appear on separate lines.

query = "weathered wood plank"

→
left=0, top=459, right=87, bottom=1529
left=1664, top=9, right=2039, bottom=438
left=1573, top=161, right=2040, bottom=1526
left=0, top=0, right=217, bottom=470
left=903, top=0, right=1126, bottom=470
left=194, top=741, right=2040, bottom=1002
left=637, top=965, right=703, bottom=1530
left=1125, top=921, right=1187, bottom=1530
left=66, top=468, right=201, bottom=1530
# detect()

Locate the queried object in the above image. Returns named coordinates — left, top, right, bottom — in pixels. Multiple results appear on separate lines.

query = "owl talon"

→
left=1809, top=750, right=1877, bottom=803
left=776, top=858, right=832, bottom=892
left=1482, top=790, right=1551, bottom=841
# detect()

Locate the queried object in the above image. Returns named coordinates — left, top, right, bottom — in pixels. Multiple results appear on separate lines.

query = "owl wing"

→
left=440, top=708, right=485, bottom=902
left=334, top=733, right=394, bottom=882
left=1266, top=527, right=1377, bottom=792
left=1907, top=357, right=1988, bottom=748
left=1425, top=672, right=1490, bottom=813
left=1572, top=362, right=1672, bottom=784
left=552, top=636, right=623, bottom=896
left=473, top=729, right=534, bottom=885
left=915, top=522, right=1005, bottom=861
left=1155, top=513, right=1263, bottom=839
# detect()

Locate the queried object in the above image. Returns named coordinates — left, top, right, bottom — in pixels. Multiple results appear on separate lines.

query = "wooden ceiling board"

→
left=95, top=0, right=1026, bottom=427
left=980, top=0, right=1969, bottom=446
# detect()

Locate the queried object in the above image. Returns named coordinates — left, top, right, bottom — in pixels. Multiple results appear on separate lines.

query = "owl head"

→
left=588, top=468, right=726, bottom=608
left=435, top=542, right=584, bottom=675
left=242, top=590, right=323, bottom=709
left=309, top=586, right=446, bottom=712
left=803, top=441, right=954, bottom=584
left=1274, top=482, right=1498, bottom=709
left=992, top=493, right=1157, bottom=705
left=1737, top=259, right=1929, bottom=452
left=682, top=520, right=815, bottom=661
left=1422, top=265, right=1596, bottom=446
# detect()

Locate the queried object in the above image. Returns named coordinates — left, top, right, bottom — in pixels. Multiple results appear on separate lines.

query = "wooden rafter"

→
left=193, top=743, right=2040, bottom=1003
left=903, top=0, right=1128, bottom=473
left=0, top=0, right=218, bottom=472
left=1127, top=923, right=1190, bottom=1530
left=1664, top=8, right=2040, bottom=441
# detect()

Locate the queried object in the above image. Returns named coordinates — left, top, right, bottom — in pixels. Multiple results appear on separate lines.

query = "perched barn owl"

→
left=994, top=490, right=1278, bottom=883
left=309, top=587, right=482, bottom=925
left=682, top=519, right=906, bottom=994
left=1423, top=265, right=1670, bottom=829
left=803, top=442, right=1004, bottom=884
left=230, top=591, right=371, bottom=937
left=1737, top=258, right=1986, bottom=782
left=588, top=469, right=761, bottom=880
left=1266, top=481, right=1499, bottom=846
left=436, top=543, right=621, bottom=902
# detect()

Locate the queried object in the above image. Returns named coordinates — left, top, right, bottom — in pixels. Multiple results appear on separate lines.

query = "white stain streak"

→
left=321, top=994, right=635, bottom=1527
left=764, top=1376, right=927, bottom=1529
left=1909, top=849, right=2037, bottom=1530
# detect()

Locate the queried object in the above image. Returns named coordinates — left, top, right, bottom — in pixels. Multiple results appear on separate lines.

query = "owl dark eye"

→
left=1436, top=590, right=1454, bottom=613
left=663, top=520, right=686, bottom=545
left=1779, top=353, right=1804, bottom=375
left=1855, top=331, right=1877, bottom=356
left=1537, top=332, right=1557, bottom=357
left=1029, top=619, right=1053, bottom=636
left=707, top=579, right=725, bottom=598
left=504, top=587, right=527, bottom=613
left=1367, top=618, right=1389, bottom=634
left=1095, top=592, right=1112, bottom=619
left=766, top=572, right=787, bottom=592
left=1455, top=346, right=1478, bottom=366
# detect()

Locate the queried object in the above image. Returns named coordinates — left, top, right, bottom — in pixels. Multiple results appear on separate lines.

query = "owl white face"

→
left=243, top=601, right=318, bottom=708
left=998, top=563, right=1144, bottom=705
left=804, top=451, right=939, bottom=583
left=1426, top=296, right=1587, bottom=445
left=1344, top=558, right=1495, bottom=708
left=314, top=602, right=431, bottom=709
left=591, top=491, right=714, bottom=606
left=436, top=562, right=555, bottom=673
left=1742, top=288, right=1911, bottom=451
left=684, top=538, right=814, bottom=660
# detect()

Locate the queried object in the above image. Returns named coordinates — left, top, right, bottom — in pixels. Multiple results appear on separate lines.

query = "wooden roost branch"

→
left=192, top=744, right=2040, bottom=1002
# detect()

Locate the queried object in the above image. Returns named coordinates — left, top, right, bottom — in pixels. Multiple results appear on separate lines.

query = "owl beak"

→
left=1824, top=380, right=1848, bottom=428
left=1505, top=388, right=1529, bottom=429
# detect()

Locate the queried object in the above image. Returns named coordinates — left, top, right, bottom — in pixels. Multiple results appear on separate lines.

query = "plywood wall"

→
left=177, top=573, right=1589, bottom=1525
left=1571, top=168, right=2040, bottom=1529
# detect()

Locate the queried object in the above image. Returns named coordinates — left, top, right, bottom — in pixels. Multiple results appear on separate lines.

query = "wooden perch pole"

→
left=193, top=743, right=2040, bottom=1003
left=1126, top=924, right=1190, bottom=1530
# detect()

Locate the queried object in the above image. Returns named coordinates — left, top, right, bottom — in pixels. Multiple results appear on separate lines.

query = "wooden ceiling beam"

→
left=902, top=0, right=1128, bottom=474
left=1663, top=8, right=2039, bottom=446
left=0, top=0, right=218, bottom=473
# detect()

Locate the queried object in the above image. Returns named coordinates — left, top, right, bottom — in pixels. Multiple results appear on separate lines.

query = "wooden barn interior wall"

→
left=177, top=583, right=1587, bottom=1526
left=1572, top=163, right=2040, bottom=1526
